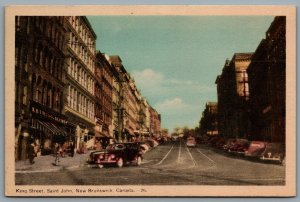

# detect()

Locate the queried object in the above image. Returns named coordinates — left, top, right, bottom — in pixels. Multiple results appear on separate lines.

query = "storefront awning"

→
left=37, top=120, right=67, bottom=136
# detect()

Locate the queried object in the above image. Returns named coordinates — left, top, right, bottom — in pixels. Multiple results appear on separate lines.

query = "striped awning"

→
left=37, top=120, right=67, bottom=136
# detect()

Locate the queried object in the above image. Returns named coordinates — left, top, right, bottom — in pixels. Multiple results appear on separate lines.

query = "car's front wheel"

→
left=117, top=158, right=124, bottom=168
left=136, top=156, right=142, bottom=166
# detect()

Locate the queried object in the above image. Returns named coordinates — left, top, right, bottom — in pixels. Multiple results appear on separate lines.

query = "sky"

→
left=87, top=16, right=274, bottom=132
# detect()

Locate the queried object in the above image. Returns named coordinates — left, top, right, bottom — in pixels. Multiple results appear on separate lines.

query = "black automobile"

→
left=87, top=143, right=143, bottom=168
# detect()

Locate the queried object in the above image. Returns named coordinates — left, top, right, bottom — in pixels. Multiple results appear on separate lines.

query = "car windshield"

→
left=250, top=142, right=264, bottom=147
left=105, top=144, right=124, bottom=151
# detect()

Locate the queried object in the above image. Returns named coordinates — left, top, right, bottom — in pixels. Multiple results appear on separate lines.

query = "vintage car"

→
left=228, top=139, right=250, bottom=154
left=222, top=138, right=237, bottom=151
left=215, top=137, right=226, bottom=149
left=87, top=143, right=143, bottom=168
left=186, top=136, right=196, bottom=147
left=208, top=136, right=225, bottom=148
left=244, top=141, right=267, bottom=158
left=145, top=139, right=159, bottom=148
left=135, top=141, right=151, bottom=153
left=260, top=142, right=285, bottom=164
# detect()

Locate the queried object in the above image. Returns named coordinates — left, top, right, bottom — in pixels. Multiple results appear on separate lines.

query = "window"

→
left=26, top=17, right=30, bottom=34
left=50, top=58, right=54, bottom=74
left=22, top=86, right=27, bottom=105
left=81, top=69, right=84, bottom=86
left=47, top=88, right=52, bottom=108
left=42, top=85, right=47, bottom=105
left=38, top=46, right=43, bottom=66
left=77, top=66, right=81, bottom=82
left=74, top=63, right=77, bottom=79
left=77, top=93, right=80, bottom=112
left=55, top=92, right=60, bottom=111
left=36, top=88, right=42, bottom=103
left=68, top=85, right=71, bottom=107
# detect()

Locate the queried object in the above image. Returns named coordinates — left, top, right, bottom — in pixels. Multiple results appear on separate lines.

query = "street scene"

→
left=16, top=139, right=285, bottom=185
left=14, top=15, right=286, bottom=186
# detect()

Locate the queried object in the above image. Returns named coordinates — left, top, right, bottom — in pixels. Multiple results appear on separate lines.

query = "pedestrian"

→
left=61, top=142, right=68, bottom=157
left=28, top=142, right=36, bottom=164
left=70, top=141, right=75, bottom=157
left=54, top=143, right=60, bottom=166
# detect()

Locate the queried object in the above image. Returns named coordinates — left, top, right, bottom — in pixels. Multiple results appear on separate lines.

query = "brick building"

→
left=247, top=16, right=286, bottom=143
left=15, top=16, right=70, bottom=160
left=94, top=52, right=113, bottom=146
left=215, top=53, right=252, bottom=139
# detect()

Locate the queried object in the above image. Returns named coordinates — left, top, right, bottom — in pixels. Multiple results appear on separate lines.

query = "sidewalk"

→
left=15, top=151, right=92, bottom=173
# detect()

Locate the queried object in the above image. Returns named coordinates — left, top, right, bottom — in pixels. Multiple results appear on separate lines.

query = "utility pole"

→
left=114, top=73, right=126, bottom=143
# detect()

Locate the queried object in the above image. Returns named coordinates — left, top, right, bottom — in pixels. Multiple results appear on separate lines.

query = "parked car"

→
left=245, top=141, right=267, bottom=158
left=145, top=139, right=159, bottom=148
left=207, top=136, right=217, bottom=146
left=139, top=143, right=150, bottom=154
left=228, top=139, right=250, bottom=154
left=208, top=136, right=225, bottom=148
left=186, top=136, right=196, bottom=147
left=215, top=137, right=226, bottom=149
left=87, top=143, right=143, bottom=168
left=222, top=138, right=237, bottom=151
left=135, top=141, right=150, bottom=153
left=260, top=142, right=285, bottom=164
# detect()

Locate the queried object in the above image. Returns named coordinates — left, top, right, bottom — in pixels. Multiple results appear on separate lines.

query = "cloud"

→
left=168, top=79, right=194, bottom=85
left=155, top=97, right=185, bottom=110
left=131, top=69, right=216, bottom=131
left=132, top=69, right=213, bottom=91
left=132, top=69, right=164, bottom=89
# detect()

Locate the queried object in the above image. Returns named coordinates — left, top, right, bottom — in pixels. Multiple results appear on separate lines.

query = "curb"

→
left=15, top=163, right=88, bottom=174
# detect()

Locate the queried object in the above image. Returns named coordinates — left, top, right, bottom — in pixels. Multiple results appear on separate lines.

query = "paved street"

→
left=15, top=140, right=285, bottom=185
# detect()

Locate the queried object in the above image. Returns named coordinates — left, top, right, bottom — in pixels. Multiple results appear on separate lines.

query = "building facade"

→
left=199, top=102, right=218, bottom=137
left=215, top=53, right=252, bottom=139
left=65, top=16, right=97, bottom=150
left=109, top=55, right=129, bottom=142
left=247, top=16, right=286, bottom=143
left=94, top=52, right=113, bottom=147
left=149, top=107, right=161, bottom=138
left=15, top=16, right=70, bottom=160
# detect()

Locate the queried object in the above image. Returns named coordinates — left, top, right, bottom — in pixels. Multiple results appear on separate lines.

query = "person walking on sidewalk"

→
left=28, top=142, right=36, bottom=164
left=54, top=143, right=61, bottom=166
left=70, top=141, right=75, bottom=157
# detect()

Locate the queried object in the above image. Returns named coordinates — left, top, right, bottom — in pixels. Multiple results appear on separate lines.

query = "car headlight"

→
left=267, top=152, right=272, bottom=158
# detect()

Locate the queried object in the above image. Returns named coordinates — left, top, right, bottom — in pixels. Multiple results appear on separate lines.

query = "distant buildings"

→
left=15, top=16, right=161, bottom=160
left=199, top=102, right=218, bottom=136
left=149, top=107, right=161, bottom=138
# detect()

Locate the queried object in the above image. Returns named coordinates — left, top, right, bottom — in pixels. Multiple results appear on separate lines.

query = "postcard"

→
left=5, top=5, right=296, bottom=197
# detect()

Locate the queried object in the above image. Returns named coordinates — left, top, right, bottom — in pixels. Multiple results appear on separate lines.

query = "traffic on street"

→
left=16, top=138, right=285, bottom=185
